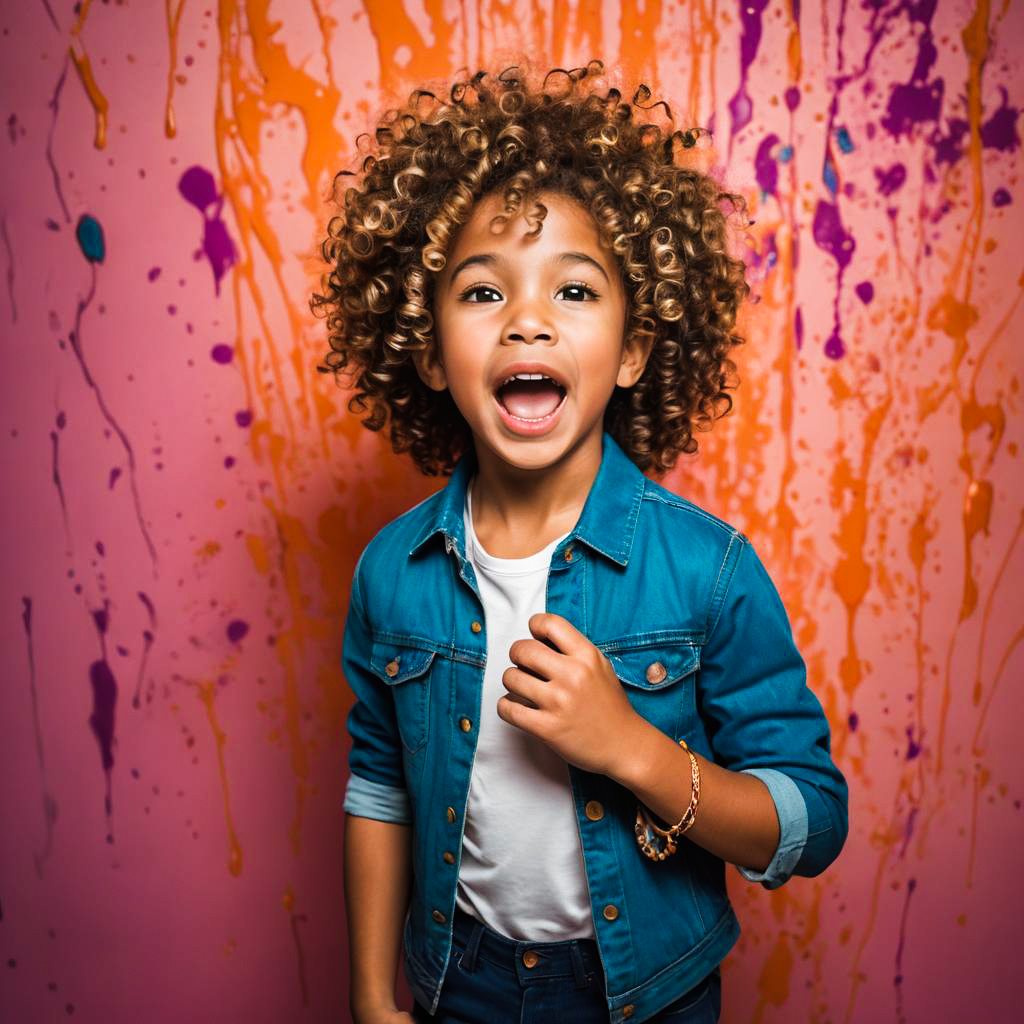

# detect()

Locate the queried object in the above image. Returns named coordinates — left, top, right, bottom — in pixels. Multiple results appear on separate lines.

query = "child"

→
left=314, top=61, right=848, bottom=1024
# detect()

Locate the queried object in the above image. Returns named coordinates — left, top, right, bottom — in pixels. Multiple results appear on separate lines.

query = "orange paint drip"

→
left=68, top=45, right=109, bottom=150
left=164, top=0, right=188, bottom=138
left=830, top=396, right=893, bottom=696
left=197, top=681, right=244, bottom=877
left=960, top=477, right=992, bottom=621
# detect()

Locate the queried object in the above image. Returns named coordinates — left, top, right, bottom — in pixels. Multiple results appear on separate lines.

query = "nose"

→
left=500, top=299, right=558, bottom=346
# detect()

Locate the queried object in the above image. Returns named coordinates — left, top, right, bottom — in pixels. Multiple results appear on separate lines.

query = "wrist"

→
left=606, top=712, right=659, bottom=788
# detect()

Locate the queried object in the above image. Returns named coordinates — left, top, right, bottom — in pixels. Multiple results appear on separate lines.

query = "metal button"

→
left=622, top=1005, right=634, bottom=1018
left=471, top=620, right=482, bottom=633
left=563, top=545, right=574, bottom=562
left=645, top=661, right=666, bottom=684
left=459, top=717, right=472, bottom=732
left=432, top=909, right=446, bottom=924
left=385, top=658, right=400, bottom=677
left=522, top=950, right=539, bottom=968
left=603, top=904, right=619, bottom=921
left=585, top=800, right=604, bottom=821
left=443, top=851, right=455, bottom=864
left=446, top=806, right=456, bottom=824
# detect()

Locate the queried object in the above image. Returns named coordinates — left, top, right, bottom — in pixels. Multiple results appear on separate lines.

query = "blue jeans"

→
left=410, top=903, right=721, bottom=1023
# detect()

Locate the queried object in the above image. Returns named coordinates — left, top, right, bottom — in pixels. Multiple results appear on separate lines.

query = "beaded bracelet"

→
left=634, top=739, right=701, bottom=862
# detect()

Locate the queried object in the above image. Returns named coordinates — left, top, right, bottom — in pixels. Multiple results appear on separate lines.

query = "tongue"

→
left=499, top=380, right=564, bottom=419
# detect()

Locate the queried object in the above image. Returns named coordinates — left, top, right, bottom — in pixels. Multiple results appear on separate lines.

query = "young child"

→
left=314, top=61, right=848, bottom=1024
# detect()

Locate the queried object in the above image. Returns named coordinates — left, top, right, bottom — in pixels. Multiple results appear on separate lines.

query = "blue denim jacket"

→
left=343, top=430, right=848, bottom=1023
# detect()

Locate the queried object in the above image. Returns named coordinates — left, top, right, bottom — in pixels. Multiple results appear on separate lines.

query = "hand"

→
left=496, top=612, right=643, bottom=777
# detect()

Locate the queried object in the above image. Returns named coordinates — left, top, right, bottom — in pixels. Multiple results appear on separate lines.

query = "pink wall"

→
left=2, top=1, right=1021, bottom=1021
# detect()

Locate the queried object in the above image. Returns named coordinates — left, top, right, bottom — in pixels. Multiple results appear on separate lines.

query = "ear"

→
left=411, top=339, right=448, bottom=392
left=616, top=327, right=656, bottom=388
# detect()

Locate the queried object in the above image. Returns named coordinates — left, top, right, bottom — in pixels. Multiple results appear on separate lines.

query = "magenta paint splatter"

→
left=905, top=725, right=921, bottom=760
left=874, top=163, right=906, bottom=197
left=235, top=409, right=253, bottom=428
left=981, top=86, right=1020, bottom=153
left=178, top=165, right=237, bottom=295
left=211, top=343, right=234, bottom=364
left=784, top=86, right=800, bottom=112
left=848, top=711, right=859, bottom=732
left=754, top=133, right=780, bottom=197
left=224, top=456, right=235, bottom=468
left=179, top=165, right=220, bottom=211
left=993, top=188, right=1011, bottom=207
left=227, top=619, right=249, bottom=644
left=855, top=281, right=874, bottom=304
left=794, top=306, right=803, bottom=350
left=147, top=266, right=161, bottom=282
left=812, top=200, right=855, bottom=359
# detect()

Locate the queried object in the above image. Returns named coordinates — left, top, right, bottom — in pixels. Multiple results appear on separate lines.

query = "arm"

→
left=344, top=814, right=414, bottom=1020
left=611, top=729, right=781, bottom=872
left=340, top=553, right=417, bottom=1019
left=612, top=534, right=848, bottom=885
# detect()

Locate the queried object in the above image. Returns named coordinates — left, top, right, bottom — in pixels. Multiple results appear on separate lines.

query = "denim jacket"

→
left=343, top=430, right=848, bottom=1023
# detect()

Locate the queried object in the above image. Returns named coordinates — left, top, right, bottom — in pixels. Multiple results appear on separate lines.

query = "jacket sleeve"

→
left=341, top=551, right=413, bottom=825
left=696, top=533, right=848, bottom=887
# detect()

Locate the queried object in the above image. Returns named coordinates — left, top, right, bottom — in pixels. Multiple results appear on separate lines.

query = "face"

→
left=414, top=189, right=652, bottom=475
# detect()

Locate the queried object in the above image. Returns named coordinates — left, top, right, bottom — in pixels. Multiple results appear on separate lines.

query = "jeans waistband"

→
left=452, top=903, right=603, bottom=988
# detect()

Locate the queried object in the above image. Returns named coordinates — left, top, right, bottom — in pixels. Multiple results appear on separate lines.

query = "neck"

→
left=469, top=430, right=603, bottom=548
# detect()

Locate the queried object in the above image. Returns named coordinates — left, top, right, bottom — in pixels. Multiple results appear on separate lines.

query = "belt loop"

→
left=569, top=941, right=589, bottom=989
left=460, top=920, right=485, bottom=973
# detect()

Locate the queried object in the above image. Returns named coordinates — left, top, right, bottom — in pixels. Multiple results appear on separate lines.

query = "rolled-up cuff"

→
left=735, top=768, right=808, bottom=889
left=343, top=772, right=413, bottom=824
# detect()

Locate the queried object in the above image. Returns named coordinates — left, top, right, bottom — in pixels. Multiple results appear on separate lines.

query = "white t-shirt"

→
left=454, top=475, right=596, bottom=940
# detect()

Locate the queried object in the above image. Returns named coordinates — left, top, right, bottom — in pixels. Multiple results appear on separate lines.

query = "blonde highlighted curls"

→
left=311, top=60, right=751, bottom=477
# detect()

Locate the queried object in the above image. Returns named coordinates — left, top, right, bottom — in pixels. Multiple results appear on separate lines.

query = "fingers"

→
left=502, top=664, right=545, bottom=710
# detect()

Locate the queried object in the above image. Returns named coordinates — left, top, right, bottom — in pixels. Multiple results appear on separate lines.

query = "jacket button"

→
left=645, top=661, right=666, bottom=684
left=432, top=909, right=446, bottom=924
left=603, top=904, right=619, bottom=921
left=563, top=545, right=574, bottom=562
left=522, top=950, right=539, bottom=968
left=443, top=851, right=455, bottom=864
left=470, top=620, right=482, bottom=633
left=585, top=800, right=604, bottom=821
left=622, top=1005, right=634, bottom=1018
left=459, top=717, right=472, bottom=732
left=385, top=658, right=400, bottom=677
left=446, top=806, right=456, bottom=824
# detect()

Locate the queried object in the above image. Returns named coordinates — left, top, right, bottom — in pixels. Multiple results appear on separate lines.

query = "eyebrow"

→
left=447, top=251, right=611, bottom=285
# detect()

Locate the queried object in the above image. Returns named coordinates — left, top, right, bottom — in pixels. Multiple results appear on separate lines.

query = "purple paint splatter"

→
left=227, top=620, right=249, bottom=645
left=178, top=165, right=237, bottom=295
left=212, top=343, right=234, bottom=364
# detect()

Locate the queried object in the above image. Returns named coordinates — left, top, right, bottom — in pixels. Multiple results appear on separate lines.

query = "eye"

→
left=459, top=284, right=503, bottom=303
left=557, top=281, right=599, bottom=301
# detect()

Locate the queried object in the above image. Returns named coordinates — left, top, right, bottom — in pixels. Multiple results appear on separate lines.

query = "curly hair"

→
left=311, top=59, right=751, bottom=477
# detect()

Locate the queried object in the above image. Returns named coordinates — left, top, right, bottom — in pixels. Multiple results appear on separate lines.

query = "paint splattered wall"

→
left=2, top=1, right=1021, bottom=1021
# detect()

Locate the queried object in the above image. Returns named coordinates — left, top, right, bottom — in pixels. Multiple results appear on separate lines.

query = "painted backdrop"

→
left=1, top=1, right=1021, bottom=1021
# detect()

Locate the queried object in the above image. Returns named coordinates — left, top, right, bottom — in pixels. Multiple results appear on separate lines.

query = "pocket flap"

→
left=607, top=644, right=700, bottom=690
left=369, top=641, right=435, bottom=685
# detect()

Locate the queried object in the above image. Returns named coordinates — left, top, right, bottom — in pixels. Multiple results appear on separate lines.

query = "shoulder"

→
left=638, top=475, right=749, bottom=549
left=353, top=485, right=447, bottom=590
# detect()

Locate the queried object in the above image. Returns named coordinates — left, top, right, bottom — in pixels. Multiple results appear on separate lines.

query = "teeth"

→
left=499, top=372, right=560, bottom=387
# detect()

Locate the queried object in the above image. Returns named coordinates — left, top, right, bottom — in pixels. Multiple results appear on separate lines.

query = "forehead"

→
left=446, top=189, right=605, bottom=258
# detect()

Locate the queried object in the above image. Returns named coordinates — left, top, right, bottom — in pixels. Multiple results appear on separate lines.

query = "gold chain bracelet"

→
left=634, top=739, right=701, bottom=861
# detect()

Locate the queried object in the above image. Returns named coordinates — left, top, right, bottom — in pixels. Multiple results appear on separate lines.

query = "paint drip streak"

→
left=21, top=597, right=58, bottom=876
left=198, top=682, right=243, bottom=877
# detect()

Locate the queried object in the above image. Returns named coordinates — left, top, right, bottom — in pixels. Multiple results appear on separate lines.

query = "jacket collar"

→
left=408, top=430, right=646, bottom=567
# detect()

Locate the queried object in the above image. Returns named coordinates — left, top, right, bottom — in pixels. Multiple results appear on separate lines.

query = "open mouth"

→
left=493, top=376, right=567, bottom=422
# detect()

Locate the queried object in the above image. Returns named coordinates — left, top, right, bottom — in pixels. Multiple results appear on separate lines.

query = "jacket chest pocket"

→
left=604, top=642, right=699, bottom=740
left=370, top=640, right=436, bottom=754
